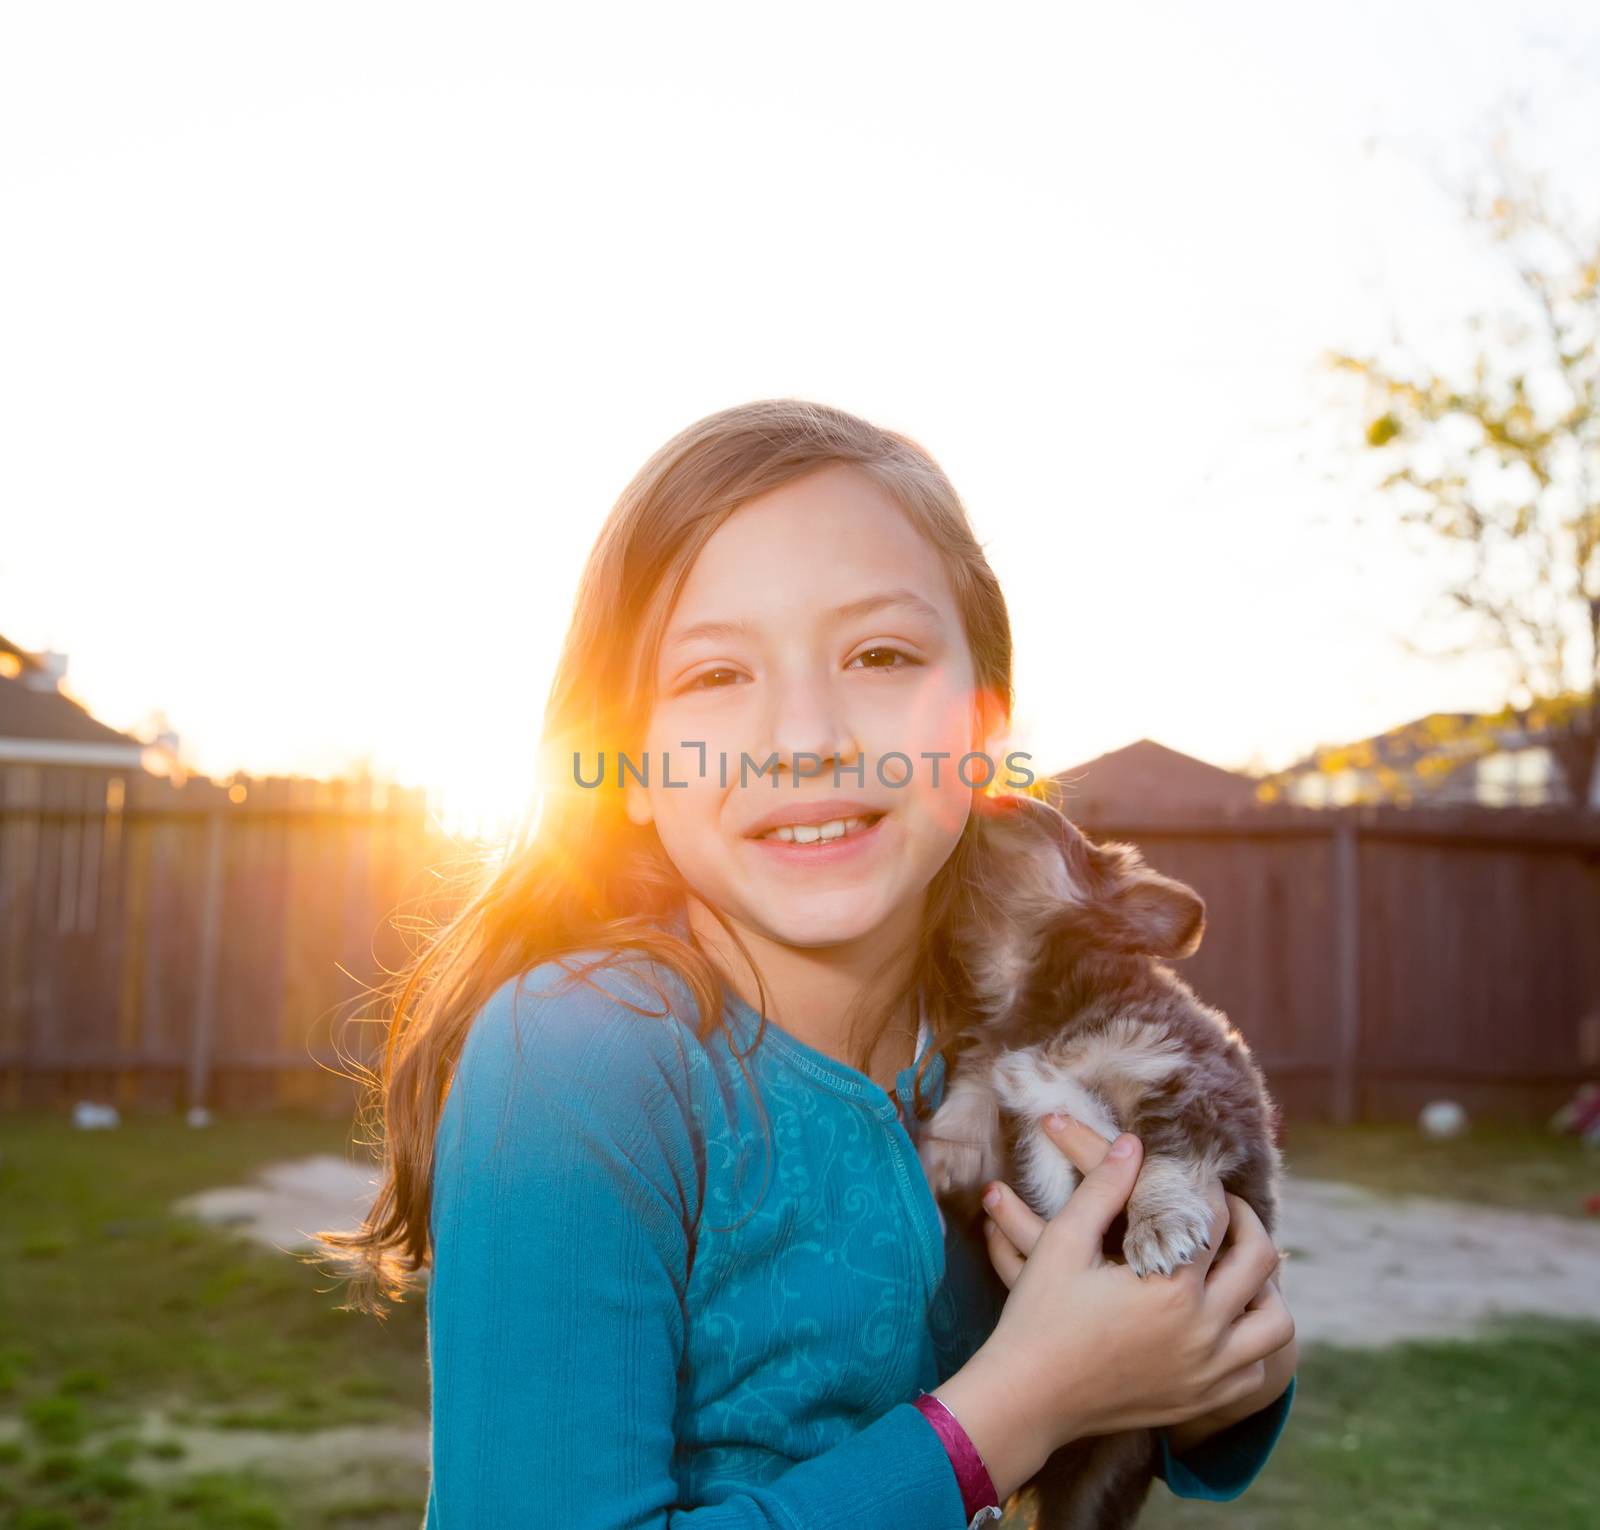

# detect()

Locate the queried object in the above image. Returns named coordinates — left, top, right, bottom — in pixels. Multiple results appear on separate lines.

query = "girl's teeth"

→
left=762, top=815, right=873, bottom=844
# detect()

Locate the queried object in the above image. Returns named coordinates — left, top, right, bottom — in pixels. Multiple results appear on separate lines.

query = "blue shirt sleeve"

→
left=425, top=962, right=972, bottom=1530
left=1155, top=1374, right=1296, bottom=1501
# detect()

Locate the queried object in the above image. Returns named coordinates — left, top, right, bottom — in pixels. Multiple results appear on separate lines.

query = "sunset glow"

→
left=4, top=3, right=1597, bottom=837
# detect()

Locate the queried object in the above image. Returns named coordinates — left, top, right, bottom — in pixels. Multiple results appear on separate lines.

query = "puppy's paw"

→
left=1122, top=1192, right=1214, bottom=1278
left=918, top=1132, right=992, bottom=1204
left=919, top=1080, right=1004, bottom=1228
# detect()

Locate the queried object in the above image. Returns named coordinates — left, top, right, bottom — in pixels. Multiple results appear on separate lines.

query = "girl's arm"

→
left=427, top=970, right=975, bottom=1529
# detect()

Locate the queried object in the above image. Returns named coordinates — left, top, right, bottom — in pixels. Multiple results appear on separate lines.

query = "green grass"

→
left=1281, top=1123, right=1600, bottom=1219
left=3, top=1113, right=1597, bottom=1527
left=0, top=1112, right=429, bottom=1527
left=1142, top=1318, right=1600, bottom=1529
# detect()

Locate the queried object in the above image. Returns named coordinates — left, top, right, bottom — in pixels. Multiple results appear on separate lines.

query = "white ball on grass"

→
left=1419, top=1100, right=1468, bottom=1140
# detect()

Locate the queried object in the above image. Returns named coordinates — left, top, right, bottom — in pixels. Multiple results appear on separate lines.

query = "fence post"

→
left=187, top=810, right=226, bottom=1112
left=1331, top=814, right=1362, bottom=1124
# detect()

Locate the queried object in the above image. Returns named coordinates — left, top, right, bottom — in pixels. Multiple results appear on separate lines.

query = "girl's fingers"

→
left=1195, top=1357, right=1271, bottom=1418
left=983, top=1214, right=1026, bottom=1289
left=1205, top=1194, right=1282, bottom=1317
left=1038, top=1113, right=1115, bottom=1177
left=981, top=1180, right=1047, bottom=1259
left=1211, top=1281, right=1296, bottom=1376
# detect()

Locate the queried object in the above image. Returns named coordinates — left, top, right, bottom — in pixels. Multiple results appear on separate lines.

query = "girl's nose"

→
left=763, top=674, right=862, bottom=782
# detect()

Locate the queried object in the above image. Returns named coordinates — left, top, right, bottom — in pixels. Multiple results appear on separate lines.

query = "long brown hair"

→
left=322, top=398, right=1017, bottom=1311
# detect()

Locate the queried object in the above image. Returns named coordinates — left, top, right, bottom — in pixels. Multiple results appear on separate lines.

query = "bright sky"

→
left=4, top=2, right=1598, bottom=837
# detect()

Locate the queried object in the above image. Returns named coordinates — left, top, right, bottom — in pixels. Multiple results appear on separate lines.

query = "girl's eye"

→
left=683, top=667, right=747, bottom=692
left=849, top=645, right=922, bottom=671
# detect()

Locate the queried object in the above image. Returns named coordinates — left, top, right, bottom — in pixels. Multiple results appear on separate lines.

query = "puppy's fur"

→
left=920, top=793, right=1281, bottom=1530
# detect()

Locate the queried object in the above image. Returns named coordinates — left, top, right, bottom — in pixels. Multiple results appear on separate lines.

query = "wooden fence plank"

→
left=1, top=788, right=1594, bottom=1122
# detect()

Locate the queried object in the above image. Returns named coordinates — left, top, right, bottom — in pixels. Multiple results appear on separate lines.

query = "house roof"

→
left=1276, top=706, right=1548, bottom=778
left=0, top=633, right=146, bottom=763
left=1043, top=738, right=1263, bottom=819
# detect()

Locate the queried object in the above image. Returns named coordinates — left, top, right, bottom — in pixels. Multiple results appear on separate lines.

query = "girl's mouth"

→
left=744, top=811, right=889, bottom=865
left=752, top=812, right=884, bottom=845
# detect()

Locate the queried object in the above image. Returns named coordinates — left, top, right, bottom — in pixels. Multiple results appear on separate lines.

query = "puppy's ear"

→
left=1051, top=818, right=1206, bottom=959
left=976, top=794, right=1206, bottom=958
left=1085, top=842, right=1207, bottom=958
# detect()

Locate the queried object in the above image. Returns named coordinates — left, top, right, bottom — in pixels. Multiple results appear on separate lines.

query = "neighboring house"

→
left=1265, top=706, right=1597, bottom=811
left=1043, top=738, right=1266, bottom=821
left=0, top=633, right=160, bottom=802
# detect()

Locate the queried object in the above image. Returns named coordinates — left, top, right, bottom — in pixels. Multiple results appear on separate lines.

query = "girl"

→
left=327, top=399, right=1297, bottom=1527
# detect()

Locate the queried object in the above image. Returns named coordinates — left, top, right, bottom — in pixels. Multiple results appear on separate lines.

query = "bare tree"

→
left=1329, top=135, right=1599, bottom=810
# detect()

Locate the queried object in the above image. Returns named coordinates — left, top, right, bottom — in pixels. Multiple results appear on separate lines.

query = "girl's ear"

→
left=623, top=768, right=654, bottom=827
left=970, top=686, right=1009, bottom=760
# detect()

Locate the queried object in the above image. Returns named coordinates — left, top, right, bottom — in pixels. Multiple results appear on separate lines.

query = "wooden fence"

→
left=2, top=773, right=1596, bottom=1123
left=0, top=770, right=458, bottom=1114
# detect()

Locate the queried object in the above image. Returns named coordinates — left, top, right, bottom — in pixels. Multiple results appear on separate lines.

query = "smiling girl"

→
left=327, top=399, right=1296, bottom=1528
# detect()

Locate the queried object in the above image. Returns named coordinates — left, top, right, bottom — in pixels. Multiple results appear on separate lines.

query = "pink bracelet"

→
left=913, top=1389, right=1002, bottom=1528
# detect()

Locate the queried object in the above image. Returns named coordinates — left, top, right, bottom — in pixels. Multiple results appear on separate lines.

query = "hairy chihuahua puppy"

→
left=920, top=792, right=1282, bottom=1530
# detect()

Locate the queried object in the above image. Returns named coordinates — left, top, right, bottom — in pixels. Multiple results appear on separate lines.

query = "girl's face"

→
left=625, top=463, right=994, bottom=953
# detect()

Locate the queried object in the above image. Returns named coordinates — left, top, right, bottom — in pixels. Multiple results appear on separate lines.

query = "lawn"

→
left=1146, top=1119, right=1600, bottom=1529
left=1280, top=1121, right=1600, bottom=1220
left=0, top=1113, right=429, bottom=1528
left=1141, top=1317, right=1600, bottom=1530
left=2, top=1110, right=1597, bottom=1527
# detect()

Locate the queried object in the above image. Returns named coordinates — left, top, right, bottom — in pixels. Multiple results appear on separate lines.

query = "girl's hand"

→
left=935, top=1124, right=1293, bottom=1493
left=984, top=1114, right=1298, bottom=1453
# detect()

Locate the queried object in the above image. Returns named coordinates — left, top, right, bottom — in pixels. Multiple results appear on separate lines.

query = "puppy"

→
left=920, top=792, right=1281, bottom=1530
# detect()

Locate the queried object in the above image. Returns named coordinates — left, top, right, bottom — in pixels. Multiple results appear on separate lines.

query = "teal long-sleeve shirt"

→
left=424, top=941, right=1294, bottom=1527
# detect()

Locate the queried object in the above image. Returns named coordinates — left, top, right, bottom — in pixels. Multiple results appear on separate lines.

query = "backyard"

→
left=1, top=1113, right=1597, bottom=1528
